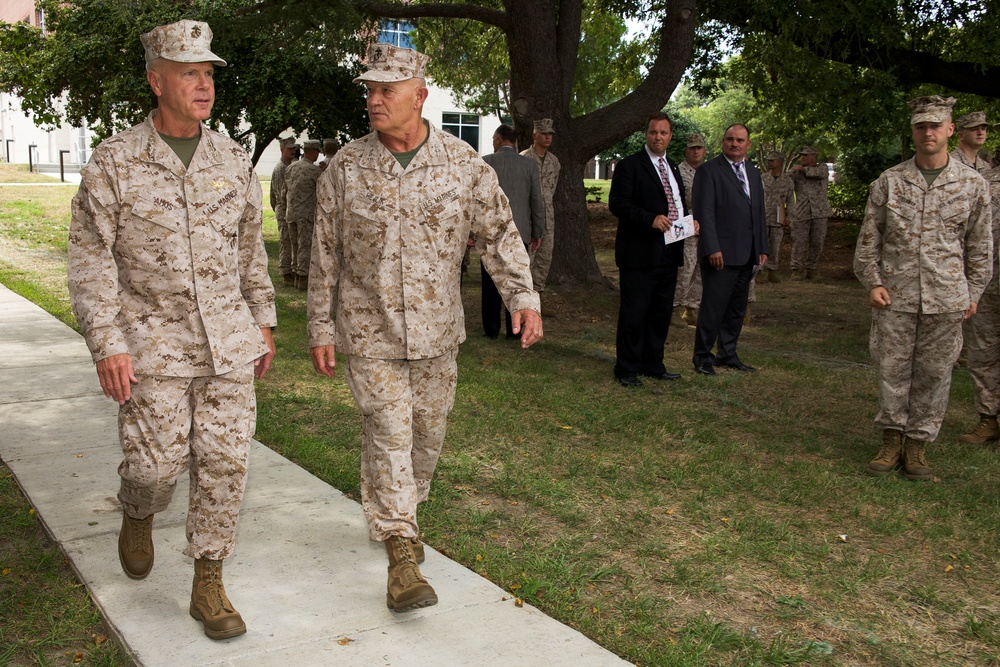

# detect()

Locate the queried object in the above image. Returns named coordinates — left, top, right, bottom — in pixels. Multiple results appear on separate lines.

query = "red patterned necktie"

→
left=657, top=157, right=679, bottom=222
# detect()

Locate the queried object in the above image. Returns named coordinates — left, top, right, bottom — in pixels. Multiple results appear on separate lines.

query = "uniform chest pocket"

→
left=128, top=196, right=182, bottom=232
left=420, top=196, right=461, bottom=228
left=345, top=195, right=390, bottom=258
left=940, top=199, right=971, bottom=232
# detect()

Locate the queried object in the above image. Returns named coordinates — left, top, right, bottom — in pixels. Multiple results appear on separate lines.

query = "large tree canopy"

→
left=342, top=0, right=697, bottom=285
left=0, top=0, right=371, bottom=163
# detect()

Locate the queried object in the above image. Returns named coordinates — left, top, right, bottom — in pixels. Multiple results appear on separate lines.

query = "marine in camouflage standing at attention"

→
left=761, top=151, right=794, bottom=282
left=271, top=136, right=300, bottom=286
left=950, top=111, right=992, bottom=175
left=855, top=95, right=992, bottom=481
left=958, top=161, right=1000, bottom=445
left=788, top=146, right=833, bottom=279
left=674, top=133, right=705, bottom=327
left=307, top=44, right=542, bottom=612
left=521, top=118, right=561, bottom=291
left=67, top=20, right=276, bottom=639
left=284, top=139, right=322, bottom=290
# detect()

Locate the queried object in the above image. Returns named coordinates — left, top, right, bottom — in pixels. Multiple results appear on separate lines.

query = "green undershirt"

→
left=390, top=121, right=430, bottom=169
left=918, top=164, right=946, bottom=187
left=158, top=131, right=201, bottom=169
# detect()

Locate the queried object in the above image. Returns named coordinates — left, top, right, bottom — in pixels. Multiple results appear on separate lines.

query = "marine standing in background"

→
left=307, top=44, right=542, bottom=612
left=271, top=136, right=300, bottom=286
left=760, top=151, right=794, bottom=282
left=788, top=146, right=833, bottom=280
left=521, top=118, right=561, bottom=291
left=855, top=95, right=992, bottom=481
left=67, top=19, right=276, bottom=640
left=950, top=111, right=992, bottom=175
left=284, top=139, right=322, bottom=290
left=674, top=133, right=705, bottom=327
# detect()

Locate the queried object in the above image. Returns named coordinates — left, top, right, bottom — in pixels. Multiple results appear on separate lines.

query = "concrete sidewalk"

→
left=0, top=284, right=631, bottom=667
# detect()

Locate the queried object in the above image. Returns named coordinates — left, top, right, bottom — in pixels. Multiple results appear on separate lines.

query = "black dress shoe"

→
left=641, top=371, right=681, bottom=381
left=617, top=375, right=642, bottom=387
left=694, top=363, right=716, bottom=376
left=721, top=361, right=756, bottom=372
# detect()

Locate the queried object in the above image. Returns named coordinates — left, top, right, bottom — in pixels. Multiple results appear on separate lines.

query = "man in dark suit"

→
left=609, top=112, right=689, bottom=387
left=481, top=124, right=545, bottom=338
left=691, top=123, right=768, bottom=375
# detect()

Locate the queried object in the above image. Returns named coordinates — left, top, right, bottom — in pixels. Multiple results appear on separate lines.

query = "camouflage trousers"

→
left=287, top=219, right=300, bottom=276
left=869, top=309, right=964, bottom=441
left=530, top=214, right=555, bottom=290
left=673, top=235, right=703, bottom=310
left=967, top=288, right=1000, bottom=416
left=790, top=217, right=827, bottom=271
left=291, top=217, right=313, bottom=278
left=117, top=364, right=255, bottom=560
left=344, top=350, right=458, bottom=542
left=277, top=214, right=293, bottom=276
left=763, top=225, right=785, bottom=272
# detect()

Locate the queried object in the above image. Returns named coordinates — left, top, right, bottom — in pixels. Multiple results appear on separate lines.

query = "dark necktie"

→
left=733, top=161, right=750, bottom=199
left=657, top=157, right=679, bottom=222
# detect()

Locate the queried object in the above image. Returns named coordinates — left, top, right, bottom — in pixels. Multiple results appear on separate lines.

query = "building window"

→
left=379, top=20, right=414, bottom=49
left=441, top=113, right=480, bottom=151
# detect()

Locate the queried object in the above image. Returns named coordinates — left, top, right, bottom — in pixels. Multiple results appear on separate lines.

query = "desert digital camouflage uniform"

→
left=965, top=166, right=1000, bottom=417
left=68, top=111, right=276, bottom=558
left=284, top=154, right=322, bottom=277
left=270, top=152, right=293, bottom=277
left=949, top=147, right=992, bottom=175
left=673, top=159, right=703, bottom=311
left=308, top=124, right=539, bottom=540
left=521, top=144, right=560, bottom=290
left=762, top=169, right=794, bottom=273
left=789, top=159, right=833, bottom=271
left=854, top=157, right=992, bottom=442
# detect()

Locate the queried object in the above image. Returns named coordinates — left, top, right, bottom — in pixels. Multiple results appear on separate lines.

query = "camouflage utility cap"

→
left=141, top=20, right=226, bottom=68
left=354, top=44, right=430, bottom=83
left=798, top=146, right=819, bottom=156
left=279, top=137, right=300, bottom=149
left=534, top=119, right=554, bottom=134
left=766, top=151, right=784, bottom=161
left=686, top=133, right=706, bottom=148
left=909, top=96, right=955, bottom=124
left=956, top=111, right=988, bottom=130
left=302, top=140, right=321, bottom=151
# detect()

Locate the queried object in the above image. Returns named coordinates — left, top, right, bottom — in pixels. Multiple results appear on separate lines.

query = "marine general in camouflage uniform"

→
left=958, top=165, right=1000, bottom=445
left=854, top=95, right=992, bottom=481
left=673, top=133, right=705, bottom=326
left=788, top=146, right=833, bottom=279
left=284, top=139, right=322, bottom=290
left=521, top=118, right=561, bottom=291
left=950, top=111, right=992, bottom=175
left=307, top=44, right=542, bottom=612
left=67, top=20, right=276, bottom=640
left=761, top=151, right=794, bottom=281
left=270, top=136, right=299, bottom=286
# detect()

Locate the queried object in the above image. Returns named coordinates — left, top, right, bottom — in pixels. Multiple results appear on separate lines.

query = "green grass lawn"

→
left=2, top=178, right=1000, bottom=666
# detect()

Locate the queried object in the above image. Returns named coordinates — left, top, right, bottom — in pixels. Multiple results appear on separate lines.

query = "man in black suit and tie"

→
left=691, top=123, right=768, bottom=375
left=481, top=124, right=545, bottom=338
left=609, top=112, right=689, bottom=387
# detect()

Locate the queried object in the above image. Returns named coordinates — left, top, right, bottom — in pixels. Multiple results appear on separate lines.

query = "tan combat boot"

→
left=385, top=535, right=437, bottom=612
left=902, top=437, right=933, bottom=481
left=958, top=414, right=1000, bottom=445
left=681, top=307, right=698, bottom=327
left=118, top=512, right=154, bottom=579
left=282, top=273, right=295, bottom=287
left=670, top=306, right=687, bottom=329
left=190, top=558, right=246, bottom=640
left=866, top=430, right=902, bottom=476
left=791, top=270, right=802, bottom=281
left=408, top=536, right=425, bottom=564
